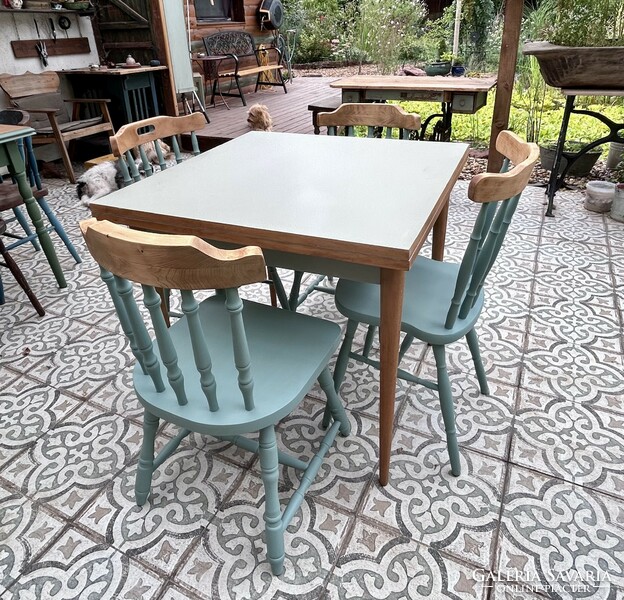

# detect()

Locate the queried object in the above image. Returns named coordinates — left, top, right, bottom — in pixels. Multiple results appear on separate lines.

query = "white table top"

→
left=91, top=131, right=469, bottom=271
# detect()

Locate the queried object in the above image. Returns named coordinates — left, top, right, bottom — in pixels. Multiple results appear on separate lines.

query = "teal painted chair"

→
left=331, top=131, right=539, bottom=476
left=110, top=112, right=278, bottom=309
left=274, top=103, right=422, bottom=311
left=109, top=113, right=205, bottom=186
left=80, top=219, right=350, bottom=576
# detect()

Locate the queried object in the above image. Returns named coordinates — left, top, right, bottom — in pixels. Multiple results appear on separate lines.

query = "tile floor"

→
left=1, top=174, right=623, bottom=600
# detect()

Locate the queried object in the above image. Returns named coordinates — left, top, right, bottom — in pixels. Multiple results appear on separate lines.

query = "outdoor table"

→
left=0, top=124, right=66, bottom=288
left=545, top=88, right=624, bottom=217
left=330, top=75, right=497, bottom=141
left=90, top=131, right=469, bottom=485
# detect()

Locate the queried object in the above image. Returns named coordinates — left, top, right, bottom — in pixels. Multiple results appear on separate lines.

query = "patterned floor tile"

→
left=328, top=519, right=489, bottom=599
left=510, top=391, right=624, bottom=495
left=0, top=310, right=91, bottom=374
left=0, top=487, right=66, bottom=591
left=521, top=340, right=624, bottom=408
left=480, top=286, right=532, bottom=333
left=174, top=471, right=350, bottom=600
left=160, top=424, right=259, bottom=469
left=497, top=467, right=624, bottom=599
left=398, top=377, right=516, bottom=460
left=2, top=527, right=165, bottom=600
left=276, top=400, right=377, bottom=512
left=540, top=210, right=609, bottom=244
left=532, top=265, right=615, bottom=303
left=361, top=436, right=506, bottom=569
left=25, top=325, right=133, bottom=400
left=537, top=239, right=614, bottom=274
left=78, top=449, right=240, bottom=576
left=528, top=298, right=621, bottom=353
left=160, top=583, right=204, bottom=600
left=0, top=375, right=81, bottom=467
left=44, top=277, right=117, bottom=327
left=433, top=326, right=524, bottom=387
left=333, top=356, right=411, bottom=420
left=87, top=369, right=144, bottom=423
left=1, top=404, right=142, bottom=518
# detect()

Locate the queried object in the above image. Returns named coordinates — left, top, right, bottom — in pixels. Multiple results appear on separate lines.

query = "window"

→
left=195, top=0, right=240, bottom=22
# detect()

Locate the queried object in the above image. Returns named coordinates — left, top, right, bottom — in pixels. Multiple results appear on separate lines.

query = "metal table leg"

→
left=545, top=95, right=574, bottom=217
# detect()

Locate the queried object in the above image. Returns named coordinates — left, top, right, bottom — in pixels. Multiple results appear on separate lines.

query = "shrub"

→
left=536, top=0, right=624, bottom=46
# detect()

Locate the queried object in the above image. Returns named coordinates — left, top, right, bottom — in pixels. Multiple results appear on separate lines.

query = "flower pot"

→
left=539, top=145, right=601, bottom=177
left=451, top=65, right=466, bottom=77
left=584, top=180, right=615, bottom=213
left=523, top=41, right=624, bottom=90
left=424, top=61, right=451, bottom=76
left=606, top=142, right=624, bottom=169
left=611, top=184, right=624, bottom=222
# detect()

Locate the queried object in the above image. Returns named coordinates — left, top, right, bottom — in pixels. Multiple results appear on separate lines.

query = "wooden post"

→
left=487, top=0, right=523, bottom=172
left=152, top=0, right=180, bottom=117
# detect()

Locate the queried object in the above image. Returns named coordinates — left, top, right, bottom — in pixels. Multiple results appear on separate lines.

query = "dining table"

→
left=0, top=124, right=66, bottom=288
left=89, top=131, right=469, bottom=485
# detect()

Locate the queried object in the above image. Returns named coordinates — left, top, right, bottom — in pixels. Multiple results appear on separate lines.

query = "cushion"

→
left=12, top=92, right=68, bottom=129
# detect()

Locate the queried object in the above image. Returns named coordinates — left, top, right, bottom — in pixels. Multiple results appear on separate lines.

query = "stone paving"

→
left=1, top=173, right=623, bottom=600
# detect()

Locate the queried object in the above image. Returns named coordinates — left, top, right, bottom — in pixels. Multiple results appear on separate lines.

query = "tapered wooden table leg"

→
left=378, top=268, right=405, bottom=486
left=432, top=195, right=449, bottom=261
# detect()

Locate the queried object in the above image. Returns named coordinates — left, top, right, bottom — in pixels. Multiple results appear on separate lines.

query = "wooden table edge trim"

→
left=88, top=206, right=413, bottom=271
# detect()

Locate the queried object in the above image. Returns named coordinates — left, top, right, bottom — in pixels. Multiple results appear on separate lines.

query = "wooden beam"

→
left=153, top=0, right=180, bottom=117
left=98, top=22, right=151, bottom=30
left=102, top=42, right=154, bottom=50
left=11, top=38, right=90, bottom=58
left=487, top=0, right=523, bottom=172
left=108, top=0, right=149, bottom=24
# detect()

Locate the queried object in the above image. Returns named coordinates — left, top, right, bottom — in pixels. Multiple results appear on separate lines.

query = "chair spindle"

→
left=114, top=275, right=165, bottom=392
left=181, top=289, right=219, bottom=411
left=225, top=287, right=255, bottom=411
left=143, top=284, right=187, bottom=405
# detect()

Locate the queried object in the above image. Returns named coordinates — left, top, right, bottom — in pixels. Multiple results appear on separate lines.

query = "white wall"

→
left=0, top=10, right=99, bottom=107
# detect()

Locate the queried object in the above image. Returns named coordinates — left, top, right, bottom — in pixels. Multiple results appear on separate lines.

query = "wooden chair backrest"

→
left=81, top=218, right=268, bottom=411
left=445, top=131, right=539, bottom=329
left=109, top=113, right=205, bottom=184
left=317, top=103, right=421, bottom=139
left=0, top=71, right=60, bottom=99
left=468, top=130, right=540, bottom=203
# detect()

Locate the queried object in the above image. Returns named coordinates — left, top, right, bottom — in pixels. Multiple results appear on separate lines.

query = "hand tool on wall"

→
left=49, top=18, right=57, bottom=42
left=33, top=19, right=48, bottom=67
left=58, top=16, right=71, bottom=38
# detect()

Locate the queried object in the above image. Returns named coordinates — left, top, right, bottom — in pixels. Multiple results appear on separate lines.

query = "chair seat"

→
left=335, top=256, right=485, bottom=346
left=0, top=184, right=48, bottom=211
left=35, top=116, right=103, bottom=135
left=134, top=296, right=342, bottom=436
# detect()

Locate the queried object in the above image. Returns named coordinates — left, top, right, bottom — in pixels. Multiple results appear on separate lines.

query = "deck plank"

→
left=192, top=76, right=341, bottom=148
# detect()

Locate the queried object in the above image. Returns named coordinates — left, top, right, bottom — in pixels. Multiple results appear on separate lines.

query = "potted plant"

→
left=425, top=43, right=452, bottom=76
left=451, top=55, right=465, bottom=77
left=522, top=0, right=624, bottom=89
left=539, top=140, right=602, bottom=176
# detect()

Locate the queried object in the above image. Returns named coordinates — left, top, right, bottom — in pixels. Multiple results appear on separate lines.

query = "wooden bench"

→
left=307, top=94, right=342, bottom=134
left=201, top=31, right=286, bottom=107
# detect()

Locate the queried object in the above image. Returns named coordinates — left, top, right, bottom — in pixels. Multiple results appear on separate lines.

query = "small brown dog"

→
left=247, top=104, right=273, bottom=131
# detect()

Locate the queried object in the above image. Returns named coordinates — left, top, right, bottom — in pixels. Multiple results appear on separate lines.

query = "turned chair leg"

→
left=0, top=222, right=44, bottom=316
left=432, top=345, right=461, bottom=476
left=135, top=410, right=160, bottom=506
left=466, top=328, right=490, bottom=395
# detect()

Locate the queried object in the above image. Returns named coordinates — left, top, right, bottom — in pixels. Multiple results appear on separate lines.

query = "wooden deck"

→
left=192, top=76, right=341, bottom=148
